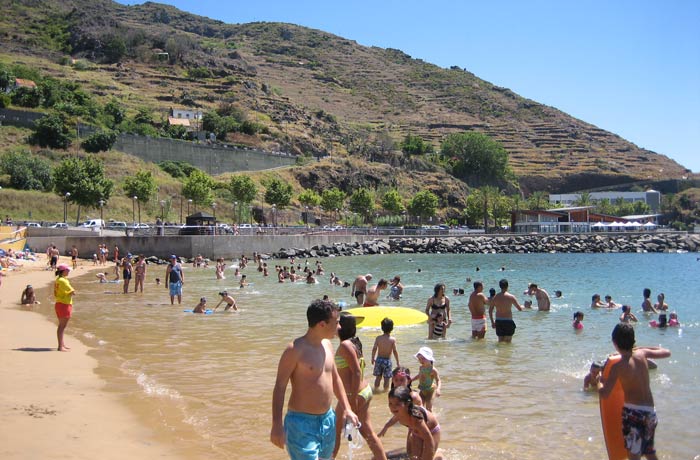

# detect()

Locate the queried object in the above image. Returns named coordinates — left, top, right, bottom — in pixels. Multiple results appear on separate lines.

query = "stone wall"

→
left=113, top=135, right=296, bottom=175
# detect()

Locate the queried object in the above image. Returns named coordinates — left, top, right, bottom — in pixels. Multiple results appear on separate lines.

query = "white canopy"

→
left=643, top=222, right=657, bottom=227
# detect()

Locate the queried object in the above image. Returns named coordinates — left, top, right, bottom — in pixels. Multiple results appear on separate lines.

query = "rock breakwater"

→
left=274, top=233, right=700, bottom=259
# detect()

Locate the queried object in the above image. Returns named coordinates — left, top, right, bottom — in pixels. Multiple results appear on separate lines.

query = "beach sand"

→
left=0, top=256, right=182, bottom=460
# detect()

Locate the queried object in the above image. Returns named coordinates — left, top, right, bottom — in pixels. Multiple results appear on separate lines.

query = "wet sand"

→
left=0, top=256, right=182, bottom=460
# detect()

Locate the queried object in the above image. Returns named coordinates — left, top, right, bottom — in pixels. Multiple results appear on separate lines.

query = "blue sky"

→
left=120, top=1, right=700, bottom=173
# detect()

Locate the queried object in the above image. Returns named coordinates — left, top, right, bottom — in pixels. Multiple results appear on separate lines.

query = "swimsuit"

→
left=495, top=318, right=516, bottom=337
left=336, top=348, right=370, bottom=401
left=429, top=298, right=447, bottom=320
left=418, top=366, right=435, bottom=393
left=372, top=356, right=393, bottom=379
left=433, top=322, right=446, bottom=337
left=284, top=408, right=335, bottom=460
left=622, top=403, right=657, bottom=457
left=389, top=285, right=401, bottom=299
left=471, top=317, right=486, bottom=332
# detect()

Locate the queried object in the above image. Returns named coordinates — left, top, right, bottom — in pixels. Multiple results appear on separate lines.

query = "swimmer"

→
left=591, top=294, right=606, bottom=308
left=523, top=300, right=533, bottom=309
left=193, top=297, right=208, bottom=314
left=386, top=386, right=443, bottom=460
left=411, top=346, right=441, bottom=411
left=604, top=295, right=620, bottom=308
left=573, top=311, right=584, bottom=330
left=619, top=305, right=639, bottom=323
left=214, top=291, right=238, bottom=311
left=583, top=361, right=603, bottom=390
left=239, top=274, right=249, bottom=288
left=378, top=367, right=422, bottom=438
left=555, top=290, right=562, bottom=298
left=668, top=312, right=680, bottom=327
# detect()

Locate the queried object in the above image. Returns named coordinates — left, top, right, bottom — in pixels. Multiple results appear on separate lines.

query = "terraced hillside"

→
left=0, top=0, right=691, bottom=197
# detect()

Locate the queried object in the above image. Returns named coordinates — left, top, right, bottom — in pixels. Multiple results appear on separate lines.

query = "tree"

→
left=320, top=188, right=345, bottom=213
left=574, top=192, right=593, bottom=207
left=463, top=190, right=487, bottom=227
left=382, top=189, right=405, bottom=214
left=11, top=86, right=41, bottom=108
left=229, top=175, right=258, bottom=205
left=0, top=66, right=13, bottom=92
left=53, top=156, right=113, bottom=224
left=349, top=188, right=375, bottom=221
left=408, top=190, right=438, bottom=220
left=264, top=178, right=293, bottom=207
left=31, top=112, right=72, bottom=149
left=0, top=150, right=53, bottom=191
left=442, top=132, right=512, bottom=186
left=297, top=189, right=321, bottom=208
left=123, top=170, right=158, bottom=205
left=527, top=191, right=549, bottom=211
left=401, top=134, right=433, bottom=155
left=104, top=98, right=125, bottom=126
left=81, top=130, right=117, bottom=153
left=103, top=35, right=127, bottom=63
left=182, top=169, right=215, bottom=208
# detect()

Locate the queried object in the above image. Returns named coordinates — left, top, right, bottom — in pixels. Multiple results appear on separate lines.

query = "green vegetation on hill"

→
left=0, top=0, right=696, bottom=227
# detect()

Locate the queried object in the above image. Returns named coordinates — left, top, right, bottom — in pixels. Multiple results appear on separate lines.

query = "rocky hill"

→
left=0, top=0, right=691, bottom=200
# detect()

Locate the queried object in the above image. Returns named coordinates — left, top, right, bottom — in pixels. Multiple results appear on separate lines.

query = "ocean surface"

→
left=37, top=252, right=699, bottom=459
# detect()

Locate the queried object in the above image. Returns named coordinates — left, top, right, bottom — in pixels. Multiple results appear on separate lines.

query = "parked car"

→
left=25, top=222, right=42, bottom=228
left=49, top=222, right=68, bottom=229
left=80, top=219, right=105, bottom=228
left=106, top=221, right=127, bottom=230
left=130, top=223, right=150, bottom=229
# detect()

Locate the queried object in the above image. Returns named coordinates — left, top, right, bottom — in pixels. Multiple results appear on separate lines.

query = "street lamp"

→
left=212, top=202, right=217, bottom=219
left=160, top=200, right=166, bottom=220
left=233, top=201, right=238, bottom=224
left=132, top=196, right=137, bottom=225
left=272, top=204, right=276, bottom=234
left=249, top=206, right=253, bottom=226
left=305, top=206, right=309, bottom=228
left=98, top=199, right=105, bottom=232
left=63, top=192, right=71, bottom=223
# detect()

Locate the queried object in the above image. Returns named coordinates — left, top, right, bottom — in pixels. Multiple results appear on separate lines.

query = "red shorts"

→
left=55, top=302, right=72, bottom=319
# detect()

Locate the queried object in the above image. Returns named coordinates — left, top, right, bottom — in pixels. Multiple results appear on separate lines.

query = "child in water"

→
left=432, top=312, right=449, bottom=338
left=668, top=311, right=680, bottom=327
left=573, top=311, right=584, bottom=330
left=620, top=305, right=639, bottom=323
left=411, top=346, right=441, bottom=411
left=193, top=297, right=208, bottom=313
left=378, top=366, right=423, bottom=437
left=582, top=361, right=603, bottom=391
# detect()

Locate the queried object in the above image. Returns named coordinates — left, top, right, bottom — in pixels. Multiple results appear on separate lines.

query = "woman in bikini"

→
left=387, top=385, right=443, bottom=460
left=333, top=314, right=386, bottom=460
left=424, top=283, right=451, bottom=339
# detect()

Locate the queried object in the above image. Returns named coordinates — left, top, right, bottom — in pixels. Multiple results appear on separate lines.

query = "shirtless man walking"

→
left=363, top=278, right=388, bottom=307
left=271, top=299, right=359, bottom=460
left=528, top=283, right=551, bottom=311
left=488, top=279, right=523, bottom=343
left=351, top=273, right=372, bottom=306
left=468, top=281, right=489, bottom=339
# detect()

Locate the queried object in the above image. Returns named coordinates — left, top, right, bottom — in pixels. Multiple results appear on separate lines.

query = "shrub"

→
left=81, top=131, right=117, bottom=153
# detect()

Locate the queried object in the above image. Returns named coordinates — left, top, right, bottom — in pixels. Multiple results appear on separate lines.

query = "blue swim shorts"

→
left=169, top=281, right=182, bottom=297
left=284, top=408, right=335, bottom=460
left=373, top=356, right=393, bottom=379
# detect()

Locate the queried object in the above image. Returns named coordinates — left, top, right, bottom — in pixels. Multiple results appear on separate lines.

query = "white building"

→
left=549, top=190, right=661, bottom=212
left=170, top=108, right=203, bottom=121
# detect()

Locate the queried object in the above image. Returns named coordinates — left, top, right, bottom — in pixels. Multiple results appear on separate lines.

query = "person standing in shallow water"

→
left=165, top=255, right=184, bottom=305
left=54, top=264, right=76, bottom=351
left=488, top=279, right=523, bottom=343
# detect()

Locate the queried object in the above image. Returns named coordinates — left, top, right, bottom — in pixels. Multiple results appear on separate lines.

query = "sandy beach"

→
left=0, top=256, right=182, bottom=460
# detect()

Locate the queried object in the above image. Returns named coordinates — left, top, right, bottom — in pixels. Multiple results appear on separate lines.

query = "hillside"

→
left=0, top=0, right=692, bottom=214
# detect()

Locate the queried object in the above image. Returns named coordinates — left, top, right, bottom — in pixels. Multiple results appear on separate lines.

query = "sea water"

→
left=45, top=252, right=699, bottom=459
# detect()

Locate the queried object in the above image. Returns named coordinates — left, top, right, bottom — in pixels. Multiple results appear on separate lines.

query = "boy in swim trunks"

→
left=488, top=279, right=523, bottom=343
left=371, top=318, right=400, bottom=392
left=468, top=281, right=489, bottom=339
left=271, top=299, right=359, bottom=460
left=598, top=323, right=671, bottom=459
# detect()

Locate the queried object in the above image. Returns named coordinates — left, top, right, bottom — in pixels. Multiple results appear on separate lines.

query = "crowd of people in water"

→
left=33, top=244, right=679, bottom=460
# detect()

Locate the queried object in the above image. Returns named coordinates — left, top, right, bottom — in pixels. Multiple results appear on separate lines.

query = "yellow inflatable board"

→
left=345, top=306, right=428, bottom=328
left=599, top=354, right=626, bottom=460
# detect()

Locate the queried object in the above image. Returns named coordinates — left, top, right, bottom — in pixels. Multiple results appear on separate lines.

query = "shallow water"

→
left=41, top=253, right=700, bottom=459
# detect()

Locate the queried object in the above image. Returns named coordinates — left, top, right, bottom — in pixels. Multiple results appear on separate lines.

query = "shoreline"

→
left=0, top=256, right=183, bottom=460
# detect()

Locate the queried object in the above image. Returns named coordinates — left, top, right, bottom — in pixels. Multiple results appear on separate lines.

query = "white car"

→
left=49, top=222, right=68, bottom=229
left=26, top=222, right=42, bottom=228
